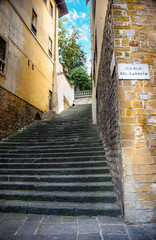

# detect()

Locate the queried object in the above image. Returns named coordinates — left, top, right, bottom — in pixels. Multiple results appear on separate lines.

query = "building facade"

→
left=89, top=0, right=156, bottom=223
left=0, top=0, right=73, bottom=140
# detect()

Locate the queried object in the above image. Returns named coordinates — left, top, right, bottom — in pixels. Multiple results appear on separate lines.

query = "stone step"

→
left=0, top=156, right=106, bottom=163
left=0, top=146, right=104, bottom=153
left=6, top=136, right=100, bottom=142
left=0, top=161, right=108, bottom=169
left=0, top=104, right=121, bottom=217
left=0, top=200, right=121, bottom=216
left=0, top=166, right=110, bottom=175
left=9, top=132, right=100, bottom=139
left=0, top=190, right=117, bottom=203
left=5, top=137, right=101, bottom=142
left=0, top=181, right=114, bottom=192
left=0, top=151, right=105, bottom=158
left=12, top=129, right=98, bottom=135
left=0, top=141, right=103, bottom=147
left=0, top=174, right=111, bottom=183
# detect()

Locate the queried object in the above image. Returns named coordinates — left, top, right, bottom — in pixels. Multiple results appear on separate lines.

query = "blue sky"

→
left=63, top=0, right=91, bottom=73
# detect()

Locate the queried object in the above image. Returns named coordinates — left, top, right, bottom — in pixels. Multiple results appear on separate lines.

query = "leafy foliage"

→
left=58, top=19, right=86, bottom=75
left=58, top=19, right=91, bottom=90
left=69, top=67, right=91, bottom=91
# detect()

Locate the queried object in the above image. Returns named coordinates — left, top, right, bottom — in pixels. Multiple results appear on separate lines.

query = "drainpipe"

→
left=90, top=0, right=97, bottom=124
left=53, top=4, right=59, bottom=113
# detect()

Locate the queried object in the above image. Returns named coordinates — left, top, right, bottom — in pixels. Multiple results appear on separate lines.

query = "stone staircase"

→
left=0, top=104, right=121, bottom=216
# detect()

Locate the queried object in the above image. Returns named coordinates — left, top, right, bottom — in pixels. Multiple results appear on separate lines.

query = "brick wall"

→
left=0, top=87, right=43, bottom=140
left=112, top=0, right=156, bottom=222
left=96, top=1, right=124, bottom=214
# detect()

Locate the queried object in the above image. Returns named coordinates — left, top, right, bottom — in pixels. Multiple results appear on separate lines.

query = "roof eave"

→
left=55, top=0, right=69, bottom=18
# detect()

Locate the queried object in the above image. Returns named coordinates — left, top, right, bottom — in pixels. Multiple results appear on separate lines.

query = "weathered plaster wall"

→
left=57, top=62, right=74, bottom=113
left=75, top=97, right=92, bottom=105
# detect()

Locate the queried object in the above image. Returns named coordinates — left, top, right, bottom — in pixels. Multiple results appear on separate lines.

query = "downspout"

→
left=53, top=4, right=59, bottom=113
left=90, top=0, right=97, bottom=124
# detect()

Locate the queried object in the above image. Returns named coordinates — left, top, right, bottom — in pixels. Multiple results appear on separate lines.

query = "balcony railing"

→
left=74, top=90, right=92, bottom=98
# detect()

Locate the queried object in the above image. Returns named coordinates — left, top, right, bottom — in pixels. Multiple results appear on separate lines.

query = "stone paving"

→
left=0, top=213, right=155, bottom=240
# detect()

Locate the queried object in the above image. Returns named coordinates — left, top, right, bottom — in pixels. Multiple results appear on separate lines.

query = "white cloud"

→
left=81, top=13, right=86, bottom=19
left=67, top=9, right=87, bottom=23
left=66, top=13, right=72, bottom=22
left=77, top=24, right=90, bottom=43
left=73, top=9, right=79, bottom=20
left=81, top=35, right=89, bottom=42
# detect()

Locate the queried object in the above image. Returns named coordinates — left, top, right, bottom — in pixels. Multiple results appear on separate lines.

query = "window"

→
left=0, top=36, right=6, bottom=75
left=49, top=90, right=52, bottom=110
left=31, top=9, right=37, bottom=36
left=94, top=29, right=97, bottom=63
left=48, top=37, right=52, bottom=58
left=50, top=2, right=53, bottom=18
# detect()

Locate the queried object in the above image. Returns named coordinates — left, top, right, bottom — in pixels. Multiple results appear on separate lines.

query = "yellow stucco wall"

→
left=0, top=0, right=57, bottom=112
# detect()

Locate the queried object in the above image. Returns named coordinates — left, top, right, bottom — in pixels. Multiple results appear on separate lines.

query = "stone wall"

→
left=96, top=1, right=124, bottom=214
left=95, top=0, right=156, bottom=223
left=0, top=87, right=43, bottom=140
left=112, top=0, right=156, bottom=222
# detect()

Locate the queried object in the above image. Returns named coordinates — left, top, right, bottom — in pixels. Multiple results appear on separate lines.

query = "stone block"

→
left=120, top=109, right=126, bottom=116
left=137, top=193, right=155, bottom=201
left=136, top=141, right=146, bottom=148
left=120, top=101, right=133, bottom=109
left=141, top=184, right=153, bottom=192
left=133, top=155, right=146, bottom=165
left=137, top=116, right=147, bottom=124
left=135, top=109, right=148, bottom=115
left=123, top=148, right=135, bottom=156
left=121, top=117, right=136, bottom=124
left=122, top=133, right=135, bottom=140
left=123, top=156, right=134, bottom=165
left=133, top=101, right=142, bottom=108
left=126, top=109, right=135, bottom=117
left=136, top=149, right=147, bottom=156
left=122, top=39, right=129, bottom=46
left=142, top=201, right=155, bottom=209
left=140, top=165, right=154, bottom=175
left=129, top=41, right=139, bottom=47
left=148, top=101, right=156, bottom=109
left=122, top=140, right=135, bottom=148
left=120, top=125, right=132, bottom=133
left=135, top=175, right=147, bottom=183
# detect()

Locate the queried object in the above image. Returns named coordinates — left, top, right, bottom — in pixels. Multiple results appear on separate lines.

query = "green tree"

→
left=69, top=67, right=91, bottom=91
left=58, top=19, right=86, bottom=75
